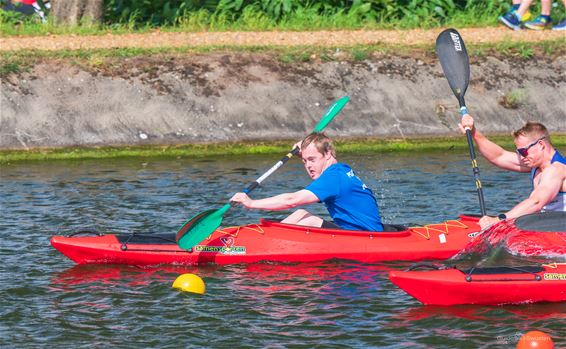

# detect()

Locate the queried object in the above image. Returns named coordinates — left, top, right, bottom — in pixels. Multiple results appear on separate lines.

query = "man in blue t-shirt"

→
left=230, top=133, right=384, bottom=231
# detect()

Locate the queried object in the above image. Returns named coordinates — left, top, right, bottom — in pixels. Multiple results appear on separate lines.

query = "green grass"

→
left=337, top=135, right=566, bottom=154
left=1, top=38, right=564, bottom=80
left=0, top=12, right=417, bottom=36
left=2, top=135, right=565, bottom=164
left=351, top=48, right=369, bottom=62
left=0, top=142, right=290, bottom=163
left=2, top=0, right=564, bottom=37
left=498, top=89, right=528, bottom=109
left=0, top=13, right=516, bottom=36
left=0, top=61, right=21, bottom=75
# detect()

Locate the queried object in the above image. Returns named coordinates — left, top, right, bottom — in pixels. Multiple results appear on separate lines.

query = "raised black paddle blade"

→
left=436, top=28, right=470, bottom=106
left=436, top=29, right=487, bottom=216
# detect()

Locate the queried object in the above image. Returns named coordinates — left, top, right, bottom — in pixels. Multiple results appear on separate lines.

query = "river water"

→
left=1, top=152, right=564, bottom=348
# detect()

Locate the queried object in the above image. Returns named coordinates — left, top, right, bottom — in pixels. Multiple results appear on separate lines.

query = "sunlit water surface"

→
left=1, top=152, right=564, bottom=348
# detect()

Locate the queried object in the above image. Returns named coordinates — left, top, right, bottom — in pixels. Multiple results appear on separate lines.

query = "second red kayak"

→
left=389, top=263, right=566, bottom=306
left=390, top=212, right=566, bottom=306
left=51, top=215, right=480, bottom=266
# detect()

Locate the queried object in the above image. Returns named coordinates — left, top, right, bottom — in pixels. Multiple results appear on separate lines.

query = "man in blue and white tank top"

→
left=230, top=132, right=384, bottom=232
left=459, top=117, right=566, bottom=229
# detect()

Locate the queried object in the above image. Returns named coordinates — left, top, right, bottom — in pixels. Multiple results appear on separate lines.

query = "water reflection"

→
left=2, top=152, right=565, bottom=348
left=393, top=303, right=566, bottom=322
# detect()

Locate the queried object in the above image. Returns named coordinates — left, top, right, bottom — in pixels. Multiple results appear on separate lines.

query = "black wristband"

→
left=498, top=213, right=507, bottom=220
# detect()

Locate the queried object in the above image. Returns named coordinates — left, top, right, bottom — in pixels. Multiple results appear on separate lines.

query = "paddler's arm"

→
left=479, top=165, right=563, bottom=228
left=230, top=189, right=319, bottom=211
left=506, top=165, right=563, bottom=216
left=459, top=114, right=528, bottom=172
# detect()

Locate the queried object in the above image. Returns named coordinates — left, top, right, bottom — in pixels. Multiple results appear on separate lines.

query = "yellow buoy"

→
left=172, top=273, right=206, bottom=294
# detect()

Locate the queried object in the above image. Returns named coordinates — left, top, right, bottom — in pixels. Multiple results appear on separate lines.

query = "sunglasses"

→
left=516, top=136, right=546, bottom=157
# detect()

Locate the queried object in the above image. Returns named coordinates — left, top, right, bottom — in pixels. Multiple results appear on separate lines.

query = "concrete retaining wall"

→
left=1, top=53, right=565, bottom=149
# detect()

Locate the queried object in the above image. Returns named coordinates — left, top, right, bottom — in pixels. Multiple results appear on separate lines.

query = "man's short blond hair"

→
left=513, top=122, right=551, bottom=145
left=301, top=132, right=336, bottom=158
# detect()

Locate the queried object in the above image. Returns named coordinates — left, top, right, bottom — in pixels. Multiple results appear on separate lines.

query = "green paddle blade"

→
left=177, top=203, right=231, bottom=250
left=313, top=96, right=349, bottom=132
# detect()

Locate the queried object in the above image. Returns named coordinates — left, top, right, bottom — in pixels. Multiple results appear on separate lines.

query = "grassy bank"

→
left=2, top=37, right=565, bottom=78
left=2, top=135, right=566, bottom=163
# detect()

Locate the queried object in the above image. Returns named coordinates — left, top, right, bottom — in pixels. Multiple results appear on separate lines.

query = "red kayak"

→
left=389, top=263, right=566, bottom=306
left=51, top=215, right=480, bottom=266
left=390, top=212, right=566, bottom=306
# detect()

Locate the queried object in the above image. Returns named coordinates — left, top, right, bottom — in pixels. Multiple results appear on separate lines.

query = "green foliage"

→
left=351, top=48, right=369, bottom=61
left=517, top=45, right=534, bottom=59
left=499, top=89, right=527, bottom=109
left=0, top=61, right=20, bottom=75
left=493, top=40, right=544, bottom=59
left=1, top=0, right=531, bottom=32
left=0, top=0, right=562, bottom=34
left=0, top=7, right=28, bottom=25
left=104, top=0, right=220, bottom=26
left=0, top=6, right=44, bottom=35
left=1, top=0, right=565, bottom=33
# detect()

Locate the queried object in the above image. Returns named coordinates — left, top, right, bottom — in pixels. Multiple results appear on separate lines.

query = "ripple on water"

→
left=1, top=154, right=565, bottom=348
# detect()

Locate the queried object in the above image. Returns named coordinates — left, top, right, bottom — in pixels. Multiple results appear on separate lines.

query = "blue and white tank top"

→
left=531, top=150, right=566, bottom=212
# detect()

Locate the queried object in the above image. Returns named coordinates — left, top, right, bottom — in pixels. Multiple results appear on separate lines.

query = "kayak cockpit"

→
left=259, top=219, right=411, bottom=237
left=515, top=211, right=566, bottom=232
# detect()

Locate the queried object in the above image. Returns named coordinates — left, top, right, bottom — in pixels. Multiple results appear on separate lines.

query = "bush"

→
left=101, top=0, right=507, bottom=29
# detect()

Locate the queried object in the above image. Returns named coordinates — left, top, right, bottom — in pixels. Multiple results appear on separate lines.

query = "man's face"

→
left=514, top=135, right=545, bottom=168
left=301, top=143, right=332, bottom=180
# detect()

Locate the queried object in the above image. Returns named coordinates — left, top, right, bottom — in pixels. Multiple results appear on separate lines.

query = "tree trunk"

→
left=51, top=0, right=103, bottom=26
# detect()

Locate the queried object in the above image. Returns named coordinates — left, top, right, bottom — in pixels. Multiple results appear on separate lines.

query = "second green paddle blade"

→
left=177, top=204, right=231, bottom=250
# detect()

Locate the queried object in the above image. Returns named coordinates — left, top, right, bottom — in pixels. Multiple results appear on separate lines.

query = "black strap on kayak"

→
left=407, top=262, right=445, bottom=271
left=460, top=265, right=544, bottom=282
left=118, top=232, right=177, bottom=245
left=117, top=232, right=182, bottom=252
left=116, top=234, right=192, bottom=253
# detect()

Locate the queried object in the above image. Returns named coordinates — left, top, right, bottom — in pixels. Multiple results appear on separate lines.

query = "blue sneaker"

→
left=499, top=10, right=522, bottom=30
left=553, top=19, right=566, bottom=30
left=524, top=15, right=552, bottom=30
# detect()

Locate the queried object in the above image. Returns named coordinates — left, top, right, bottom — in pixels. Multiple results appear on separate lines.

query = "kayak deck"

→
left=51, top=215, right=480, bottom=266
left=454, top=212, right=566, bottom=258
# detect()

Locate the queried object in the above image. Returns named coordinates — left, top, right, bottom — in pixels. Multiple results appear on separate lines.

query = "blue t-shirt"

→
left=305, top=163, right=383, bottom=231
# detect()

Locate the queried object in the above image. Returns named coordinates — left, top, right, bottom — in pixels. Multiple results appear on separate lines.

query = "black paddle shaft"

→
left=436, top=28, right=487, bottom=216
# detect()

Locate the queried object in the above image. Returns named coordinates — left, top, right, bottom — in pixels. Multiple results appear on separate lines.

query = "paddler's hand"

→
left=458, top=114, right=475, bottom=135
left=478, top=215, right=500, bottom=230
left=230, top=192, right=253, bottom=208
